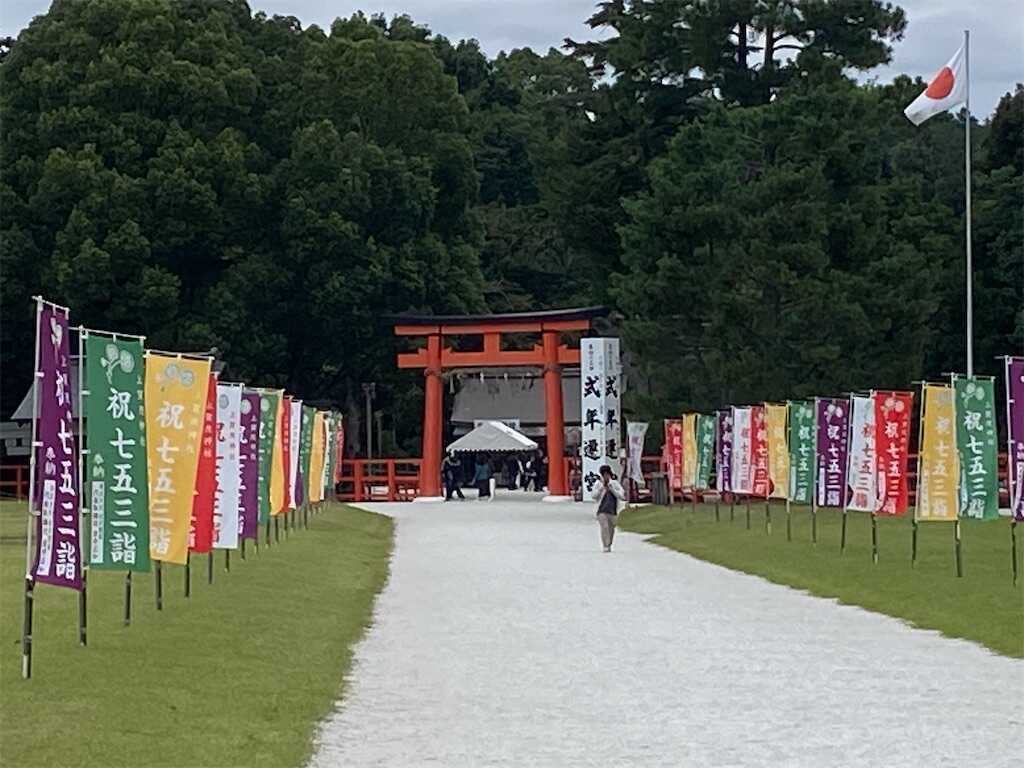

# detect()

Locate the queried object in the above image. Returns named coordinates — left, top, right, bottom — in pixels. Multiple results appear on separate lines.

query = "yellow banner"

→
left=682, top=414, right=698, bottom=489
left=269, top=397, right=286, bottom=515
left=916, top=384, right=959, bottom=521
left=766, top=403, right=790, bottom=499
left=145, top=354, right=212, bottom=565
left=309, top=411, right=326, bottom=503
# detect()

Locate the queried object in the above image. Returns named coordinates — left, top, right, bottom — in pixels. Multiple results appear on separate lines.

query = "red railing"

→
left=335, top=459, right=423, bottom=502
left=0, top=464, right=29, bottom=500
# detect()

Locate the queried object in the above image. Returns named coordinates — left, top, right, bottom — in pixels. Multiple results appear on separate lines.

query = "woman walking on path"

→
left=593, top=464, right=625, bottom=552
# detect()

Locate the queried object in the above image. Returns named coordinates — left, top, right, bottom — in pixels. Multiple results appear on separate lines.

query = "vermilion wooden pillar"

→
left=420, top=333, right=444, bottom=497
left=542, top=330, right=567, bottom=496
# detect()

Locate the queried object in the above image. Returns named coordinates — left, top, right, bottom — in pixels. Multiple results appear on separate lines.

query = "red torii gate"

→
left=391, top=307, right=608, bottom=498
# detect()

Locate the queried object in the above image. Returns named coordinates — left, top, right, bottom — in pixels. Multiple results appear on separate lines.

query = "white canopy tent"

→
left=446, top=420, right=538, bottom=454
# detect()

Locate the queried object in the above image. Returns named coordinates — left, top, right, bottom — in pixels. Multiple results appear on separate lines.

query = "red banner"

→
left=189, top=374, right=218, bottom=553
left=750, top=405, right=770, bottom=497
left=874, top=391, right=913, bottom=516
left=664, top=419, right=683, bottom=490
left=280, top=396, right=293, bottom=511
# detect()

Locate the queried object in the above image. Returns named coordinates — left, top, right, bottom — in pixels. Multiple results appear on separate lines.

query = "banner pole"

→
left=954, top=520, right=963, bottom=577
left=786, top=497, right=792, bottom=542
left=124, top=571, right=132, bottom=626
left=745, top=495, right=751, bottom=530
left=225, top=549, right=230, bottom=573
left=1003, top=356, right=1018, bottom=583
left=913, top=382, right=925, bottom=566
left=274, top=516, right=279, bottom=543
left=811, top=397, right=819, bottom=544
left=729, top=495, right=735, bottom=523
left=241, top=538, right=246, bottom=560
left=840, top=398, right=853, bottom=554
left=22, top=297, right=43, bottom=680
left=1012, top=522, right=1018, bottom=585
left=155, top=561, right=163, bottom=610
left=77, top=326, right=88, bottom=647
left=185, top=554, right=191, bottom=597
left=765, top=498, right=771, bottom=536
left=871, top=513, right=879, bottom=564
left=208, top=551, right=214, bottom=584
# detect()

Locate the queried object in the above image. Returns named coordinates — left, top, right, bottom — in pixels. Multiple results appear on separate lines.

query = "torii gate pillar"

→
left=542, top=330, right=567, bottom=496
left=420, top=333, right=444, bottom=498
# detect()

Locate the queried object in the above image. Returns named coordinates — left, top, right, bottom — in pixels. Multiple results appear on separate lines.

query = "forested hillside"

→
left=2, top=0, right=1020, bottom=451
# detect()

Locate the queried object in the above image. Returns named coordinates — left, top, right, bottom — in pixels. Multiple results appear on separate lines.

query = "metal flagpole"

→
left=964, top=29, right=974, bottom=378
left=22, top=297, right=43, bottom=679
left=77, top=327, right=88, bottom=646
left=949, top=373, right=963, bottom=578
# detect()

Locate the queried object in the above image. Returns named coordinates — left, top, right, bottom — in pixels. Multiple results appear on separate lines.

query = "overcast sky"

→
left=2, top=0, right=1021, bottom=116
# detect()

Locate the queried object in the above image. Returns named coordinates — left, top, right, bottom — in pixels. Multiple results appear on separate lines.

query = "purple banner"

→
left=32, top=302, right=83, bottom=590
left=716, top=410, right=733, bottom=492
left=815, top=397, right=850, bottom=508
left=1008, top=358, right=1024, bottom=522
left=240, top=391, right=261, bottom=540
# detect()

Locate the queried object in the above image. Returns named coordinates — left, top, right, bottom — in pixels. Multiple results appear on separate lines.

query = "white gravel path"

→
left=310, top=492, right=1022, bottom=768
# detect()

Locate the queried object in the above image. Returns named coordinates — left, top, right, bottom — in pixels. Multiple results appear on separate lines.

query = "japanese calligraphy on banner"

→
left=145, top=353, right=211, bottom=565
left=716, top=411, right=733, bottom=492
left=694, top=414, right=715, bottom=491
left=239, top=391, right=260, bottom=540
left=815, top=398, right=849, bottom=508
left=663, top=419, right=683, bottom=491
left=604, top=338, right=622, bottom=475
left=334, top=415, right=346, bottom=483
left=626, top=422, right=648, bottom=487
left=189, top=374, right=217, bottom=553
left=213, top=383, right=242, bottom=549
left=788, top=401, right=815, bottom=504
left=681, top=414, right=698, bottom=489
left=846, top=395, right=879, bottom=512
left=750, top=405, right=769, bottom=497
left=1006, top=358, right=1024, bottom=522
left=581, top=339, right=608, bottom=495
left=299, top=404, right=315, bottom=505
left=765, top=404, right=789, bottom=499
left=874, top=392, right=912, bottom=516
left=916, top=384, right=959, bottom=522
left=953, top=376, right=999, bottom=520
left=730, top=407, right=753, bottom=494
left=277, top=395, right=291, bottom=514
left=288, top=399, right=301, bottom=509
left=32, top=301, right=82, bottom=589
left=309, top=411, right=325, bottom=504
left=321, top=414, right=333, bottom=496
left=84, top=334, right=149, bottom=572
left=260, top=391, right=282, bottom=520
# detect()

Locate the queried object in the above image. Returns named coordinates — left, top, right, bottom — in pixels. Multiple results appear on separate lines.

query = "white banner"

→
left=581, top=339, right=607, bottom=497
left=289, top=399, right=302, bottom=509
left=847, top=395, right=880, bottom=512
left=213, top=383, right=242, bottom=549
left=730, top=406, right=753, bottom=494
left=604, top=337, right=623, bottom=477
left=626, top=421, right=648, bottom=487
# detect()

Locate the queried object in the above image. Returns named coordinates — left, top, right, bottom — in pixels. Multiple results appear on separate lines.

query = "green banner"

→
left=300, top=405, right=315, bottom=501
left=324, top=413, right=337, bottom=494
left=953, top=376, right=999, bottom=520
left=695, top=414, right=716, bottom=490
left=788, top=400, right=815, bottom=504
left=257, top=391, right=279, bottom=524
left=84, top=334, right=150, bottom=571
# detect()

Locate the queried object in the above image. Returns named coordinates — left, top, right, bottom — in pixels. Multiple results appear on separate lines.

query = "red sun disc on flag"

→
left=925, top=67, right=955, bottom=99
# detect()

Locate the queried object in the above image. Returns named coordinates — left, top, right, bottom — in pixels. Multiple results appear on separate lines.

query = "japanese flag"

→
left=904, top=45, right=967, bottom=126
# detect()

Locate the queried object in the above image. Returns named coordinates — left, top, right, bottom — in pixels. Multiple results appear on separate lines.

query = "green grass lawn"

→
left=619, top=500, right=1024, bottom=658
left=0, top=501, right=392, bottom=768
